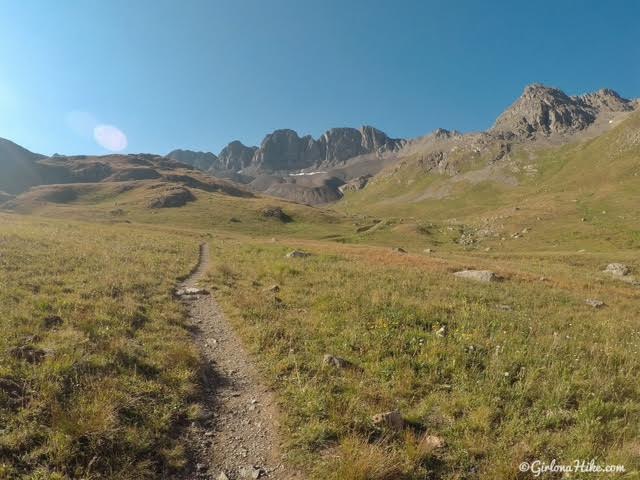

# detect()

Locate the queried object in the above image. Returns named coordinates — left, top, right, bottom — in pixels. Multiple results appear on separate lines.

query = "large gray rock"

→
left=322, top=354, right=351, bottom=369
left=372, top=410, right=404, bottom=430
left=453, top=270, right=499, bottom=282
left=603, top=263, right=631, bottom=277
left=286, top=250, right=311, bottom=258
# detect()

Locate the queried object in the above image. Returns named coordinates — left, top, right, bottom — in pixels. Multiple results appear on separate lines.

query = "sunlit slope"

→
left=1, top=179, right=354, bottom=239
left=338, top=112, right=640, bottom=251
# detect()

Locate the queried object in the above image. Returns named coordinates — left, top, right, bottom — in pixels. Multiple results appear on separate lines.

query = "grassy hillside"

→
left=2, top=180, right=355, bottom=240
left=205, top=237, right=640, bottom=479
left=338, top=112, right=640, bottom=253
left=0, top=214, right=203, bottom=479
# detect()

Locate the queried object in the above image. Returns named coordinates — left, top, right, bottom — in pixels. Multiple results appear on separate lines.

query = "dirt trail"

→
left=179, top=243, right=295, bottom=480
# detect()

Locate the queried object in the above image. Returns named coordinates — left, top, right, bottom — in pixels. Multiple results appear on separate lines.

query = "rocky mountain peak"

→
left=432, top=128, right=462, bottom=140
left=492, top=83, right=633, bottom=139
left=217, top=141, right=257, bottom=171
left=577, top=88, right=632, bottom=112
left=166, top=149, right=218, bottom=171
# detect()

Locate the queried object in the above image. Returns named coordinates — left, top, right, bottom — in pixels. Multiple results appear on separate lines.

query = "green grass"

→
left=338, top=112, right=640, bottom=253
left=0, top=214, right=203, bottom=479
left=204, top=238, right=640, bottom=479
left=2, top=111, right=640, bottom=479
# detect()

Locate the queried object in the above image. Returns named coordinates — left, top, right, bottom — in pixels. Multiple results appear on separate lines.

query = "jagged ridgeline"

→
left=1, top=84, right=637, bottom=210
left=166, top=84, right=638, bottom=205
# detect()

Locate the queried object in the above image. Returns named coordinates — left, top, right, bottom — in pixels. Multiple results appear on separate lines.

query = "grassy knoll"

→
left=205, top=237, right=640, bottom=479
left=0, top=214, right=203, bottom=479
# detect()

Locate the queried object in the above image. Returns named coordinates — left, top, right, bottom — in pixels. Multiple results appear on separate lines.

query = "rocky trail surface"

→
left=178, top=244, right=296, bottom=480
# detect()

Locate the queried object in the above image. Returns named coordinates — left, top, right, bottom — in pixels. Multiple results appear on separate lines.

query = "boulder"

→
left=286, top=250, right=311, bottom=258
left=372, top=410, right=404, bottom=431
left=147, top=186, right=195, bottom=209
left=261, top=206, right=292, bottom=223
left=420, top=434, right=445, bottom=450
left=453, top=270, right=498, bottom=282
left=585, top=299, right=605, bottom=308
left=603, top=263, right=631, bottom=277
left=322, top=354, right=350, bottom=369
left=42, top=315, right=64, bottom=329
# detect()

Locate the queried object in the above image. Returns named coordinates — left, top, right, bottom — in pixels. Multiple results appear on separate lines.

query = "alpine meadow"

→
left=1, top=2, right=639, bottom=479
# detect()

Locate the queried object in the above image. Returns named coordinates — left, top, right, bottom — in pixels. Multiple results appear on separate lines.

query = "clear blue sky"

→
left=0, top=0, right=638, bottom=156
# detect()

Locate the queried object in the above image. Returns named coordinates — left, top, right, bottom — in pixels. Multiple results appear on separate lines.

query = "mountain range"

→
left=1, top=84, right=637, bottom=207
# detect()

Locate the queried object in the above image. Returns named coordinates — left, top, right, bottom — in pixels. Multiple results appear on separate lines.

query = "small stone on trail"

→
left=393, top=247, right=407, bottom=253
left=424, top=248, right=434, bottom=253
left=453, top=270, right=499, bottom=282
left=585, top=299, right=605, bottom=308
left=372, top=410, right=404, bottom=430
left=239, top=466, right=263, bottom=479
left=176, top=287, right=208, bottom=296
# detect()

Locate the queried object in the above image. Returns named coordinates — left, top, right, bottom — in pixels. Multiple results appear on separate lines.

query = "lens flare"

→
left=93, top=124, right=128, bottom=152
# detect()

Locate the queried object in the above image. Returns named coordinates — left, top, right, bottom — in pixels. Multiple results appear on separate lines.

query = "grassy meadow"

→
left=2, top=112, right=640, bottom=479
left=205, top=237, right=640, bottom=479
left=0, top=214, right=203, bottom=479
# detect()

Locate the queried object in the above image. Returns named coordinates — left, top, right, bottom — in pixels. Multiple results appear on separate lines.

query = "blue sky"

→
left=0, top=0, right=638, bottom=156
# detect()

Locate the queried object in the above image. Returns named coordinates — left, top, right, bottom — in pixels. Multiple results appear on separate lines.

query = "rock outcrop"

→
left=453, top=270, right=499, bottom=282
left=168, top=125, right=403, bottom=176
left=216, top=141, right=258, bottom=171
left=492, top=84, right=633, bottom=138
left=338, top=174, right=371, bottom=193
left=252, top=126, right=404, bottom=172
left=166, top=149, right=219, bottom=171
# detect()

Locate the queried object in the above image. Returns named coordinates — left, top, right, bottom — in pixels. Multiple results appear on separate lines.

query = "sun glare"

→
left=93, top=124, right=128, bottom=151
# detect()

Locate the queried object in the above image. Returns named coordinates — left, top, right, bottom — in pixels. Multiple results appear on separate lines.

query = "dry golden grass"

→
left=0, top=214, right=202, bottom=479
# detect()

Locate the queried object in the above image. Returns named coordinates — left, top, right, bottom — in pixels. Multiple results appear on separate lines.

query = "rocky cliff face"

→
left=166, top=149, right=218, bottom=171
left=251, top=125, right=403, bottom=172
left=168, top=142, right=256, bottom=173
left=168, top=125, right=403, bottom=176
left=492, top=84, right=633, bottom=138
left=163, top=84, right=636, bottom=205
left=217, top=141, right=258, bottom=171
